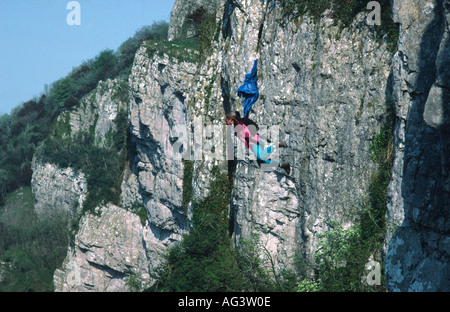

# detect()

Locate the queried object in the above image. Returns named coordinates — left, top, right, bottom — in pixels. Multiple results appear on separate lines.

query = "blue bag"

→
left=237, top=60, right=259, bottom=118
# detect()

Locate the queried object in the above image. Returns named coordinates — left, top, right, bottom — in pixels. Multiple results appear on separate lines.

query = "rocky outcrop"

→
left=54, top=78, right=128, bottom=148
left=31, top=160, right=87, bottom=220
left=54, top=204, right=151, bottom=292
left=385, top=0, right=449, bottom=291
left=50, top=0, right=395, bottom=288
left=31, top=77, right=137, bottom=291
left=168, top=0, right=223, bottom=40
left=124, top=42, right=198, bottom=276
left=31, top=78, right=127, bottom=222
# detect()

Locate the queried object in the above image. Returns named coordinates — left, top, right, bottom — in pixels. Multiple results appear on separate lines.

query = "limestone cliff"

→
left=31, top=78, right=126, bottom=221
left=384, top=0, right=449, bottom=291
left=168, top=0, right=223, bottom=40
left=220, top=1, right=393, bottom=271
left=170, top=0, right=394, bottom=277
left=125, top=42, right=198, bottom=277
left=30, top=77, right=145, bottom=291
left=28, top=0, right=449, bottom=292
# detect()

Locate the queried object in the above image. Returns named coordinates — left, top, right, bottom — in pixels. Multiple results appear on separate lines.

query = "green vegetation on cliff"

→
left=0, top=21, right=169, bottom=206
left=144, top=9, right=219, bottom=65
left=149, top=166, right=298, bottom=292
left=40, top=109, right=128, bottom=215
left=0, top=21, right=169, bottom=292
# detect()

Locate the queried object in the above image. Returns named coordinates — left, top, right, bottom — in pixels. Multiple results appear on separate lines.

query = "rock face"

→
left=127, top=44, right=198, bottom=258
left=53, top=204, right=151, bottom=292
left=215, top=0, right=393, bottom=270
left=31, top=79, right=126, bottom=221
left=168, top=0, right=223, bottom=40
left=384, top=0, right=450, bottom=292
left=31, top=77, right=141, bottom=291
left=31, top=161, right=87, bottom=220
left=55, top=78, right=128, bottom=148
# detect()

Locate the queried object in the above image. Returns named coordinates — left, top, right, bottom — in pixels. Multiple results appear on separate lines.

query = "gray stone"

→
left=57, top=78, right=127, bottom=148
left=126, top=44, right=198, bottom=273
left=31, top=160, right=87, bottom=221
left=168, top=0, right=223, bottom=40
left=54, top=204, right=152, bottom=292
left=424, top=83, right=447, bottom=128
left=385, top=0, right=450, bottom=292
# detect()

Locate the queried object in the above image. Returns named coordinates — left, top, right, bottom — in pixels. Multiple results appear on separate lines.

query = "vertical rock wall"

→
left=214, top=0, right=393, bottom=270
left=385, top=0, right=449, bottom=292
left=125, top=44, right=198, bottom=278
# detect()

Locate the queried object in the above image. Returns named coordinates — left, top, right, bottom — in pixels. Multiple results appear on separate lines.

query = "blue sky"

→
left=0, top=0, right=175, bottom=115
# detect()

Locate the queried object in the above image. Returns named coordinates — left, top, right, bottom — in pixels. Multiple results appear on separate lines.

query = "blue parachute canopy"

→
left=237, top=60, right=259, bottom=118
